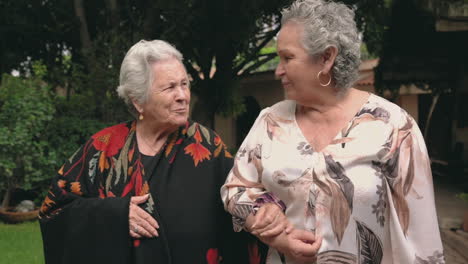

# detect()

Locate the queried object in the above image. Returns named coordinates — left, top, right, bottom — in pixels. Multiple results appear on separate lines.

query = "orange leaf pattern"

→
left=70, top=182, right=83, bottom=195
left=185, top=143, right=211, bottom=167
left=38, top=120, right=244, bottom=263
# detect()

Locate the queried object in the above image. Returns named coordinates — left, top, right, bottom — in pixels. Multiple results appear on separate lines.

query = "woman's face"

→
left=275, top=22, right=323, bottom=103
left=137, top=58, right=191, bottom=128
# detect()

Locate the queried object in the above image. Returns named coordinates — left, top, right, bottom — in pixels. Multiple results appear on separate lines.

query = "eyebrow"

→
left=277, top=48, right=291, bottom=54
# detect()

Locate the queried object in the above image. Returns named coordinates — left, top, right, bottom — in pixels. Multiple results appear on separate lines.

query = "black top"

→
left=39, top=121, right=250, bottom=264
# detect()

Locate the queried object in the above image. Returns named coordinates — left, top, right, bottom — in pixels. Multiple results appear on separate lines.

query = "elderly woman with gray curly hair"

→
left=221, top=0, right=444, bottom=263
left=39, top=40, right=248, bottom=264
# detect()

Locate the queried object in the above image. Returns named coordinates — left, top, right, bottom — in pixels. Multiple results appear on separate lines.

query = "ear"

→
left=320, top=46, right=338, bottom=75
left=131, top=99, right=144, bottom=115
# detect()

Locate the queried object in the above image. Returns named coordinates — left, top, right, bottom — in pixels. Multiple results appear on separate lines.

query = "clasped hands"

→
left=246, top=203, right=322, bottom=264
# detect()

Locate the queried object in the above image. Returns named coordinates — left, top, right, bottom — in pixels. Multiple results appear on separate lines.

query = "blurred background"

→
left=0, top=0, right=467, bottom=263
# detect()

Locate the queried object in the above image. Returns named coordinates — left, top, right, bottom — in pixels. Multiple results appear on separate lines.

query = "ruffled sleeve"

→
left=385, top=116, right=445, bottom=263
left=221, top=108, right=285, bottom=232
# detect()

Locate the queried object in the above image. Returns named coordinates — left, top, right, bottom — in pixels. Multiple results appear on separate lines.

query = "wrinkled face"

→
left=275, top=22, right=323, bottom=103
left=136, top=58, right=191, bottom=128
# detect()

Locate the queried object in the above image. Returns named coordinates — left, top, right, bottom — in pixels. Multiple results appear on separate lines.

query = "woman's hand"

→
left=283, top=229, right=322, bottom=264
left=258, top=228, right=322, bottom=263
left=247, top=203, right=293, bottom=238
left=129, top=194, right=159, bottom=239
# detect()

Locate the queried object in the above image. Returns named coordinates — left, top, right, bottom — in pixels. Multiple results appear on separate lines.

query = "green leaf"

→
left=199, top=125, right=211, bottom=145
left=187, top=123, right=197, bottom=137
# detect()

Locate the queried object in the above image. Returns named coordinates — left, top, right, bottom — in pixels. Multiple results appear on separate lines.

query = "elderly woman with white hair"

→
left=221, top=0, right=444, bottom=263
left=39, top=40, right=247, bottom=264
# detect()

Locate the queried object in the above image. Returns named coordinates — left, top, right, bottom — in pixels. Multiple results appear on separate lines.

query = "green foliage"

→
left=48, top=95, right=111, bottom=163
left=0, top=74, right=56, bottom=194
left=458, top=193, right=468, bottom=202
left=1, top=0, right=392, bottom=129
left=31, top=60, right=48, bottom=79
left=0, top=221, right=44, bottom=263
left=253, top=42, right=280, bottom=72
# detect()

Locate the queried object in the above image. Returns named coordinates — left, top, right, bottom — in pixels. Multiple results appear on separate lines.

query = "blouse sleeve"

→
left=386, top=116, right=445, bottom=263
left=221, top=108, right=285, bottom=232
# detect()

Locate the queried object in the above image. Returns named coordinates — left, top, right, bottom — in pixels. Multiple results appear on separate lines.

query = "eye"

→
left=280, top=54, right=292, bottom=63
left=166, top=83, right=176, bottom=90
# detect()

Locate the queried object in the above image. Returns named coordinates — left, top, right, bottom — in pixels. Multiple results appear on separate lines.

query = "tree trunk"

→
left=1, top=183, right=12, bottom=209
left=73, top=0, right=92, bottom=54
left=105, top=0, right=120, bottom=29
left=191, top=97, right=215, bottom=129
left=142, top=0, right=161, bottom=38
left=424, top=94, right=439, bottom=140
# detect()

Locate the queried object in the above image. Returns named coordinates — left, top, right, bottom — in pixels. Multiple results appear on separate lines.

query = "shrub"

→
left=0, top=74, right=56, bottom=208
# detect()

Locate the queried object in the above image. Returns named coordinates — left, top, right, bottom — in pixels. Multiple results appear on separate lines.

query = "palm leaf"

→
left=356, top=220, right=383, bottom=264
left=313, top=170, right=332, bottom=196
left=317, top=250, right=356, bottom=264
left=325, top=155, right=354, bottom=210
left=400, top=135, right=415, bottom=196
left=330, top=183, right=351, bottom=245
left=391, top=180, right=410, bottom=235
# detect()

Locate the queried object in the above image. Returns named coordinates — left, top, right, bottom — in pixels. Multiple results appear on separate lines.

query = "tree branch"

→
left=234, top=26, right=280, bottom=73
left=185, top=61, right=202, bottom=87
left=239, top=53, right=277, bottom=76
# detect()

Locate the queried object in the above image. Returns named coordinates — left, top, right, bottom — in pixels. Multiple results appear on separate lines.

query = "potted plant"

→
left=0, top=74, right=56, bottom=223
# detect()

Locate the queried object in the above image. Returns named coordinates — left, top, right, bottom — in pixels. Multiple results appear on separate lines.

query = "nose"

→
left=175, top=85, right=190, bottom=103
left=275, top=61, right=285, bottom=78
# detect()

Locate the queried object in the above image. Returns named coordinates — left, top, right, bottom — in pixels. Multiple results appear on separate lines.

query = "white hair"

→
left=117, top=40, right=183, bottom=116
left=281, top=0, right=362, bottom=91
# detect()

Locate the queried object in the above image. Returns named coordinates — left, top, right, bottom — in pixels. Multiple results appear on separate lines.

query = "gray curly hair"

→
left=281, top=0, right=362, bottom=91
left=117, top=40, right=184, bottom=116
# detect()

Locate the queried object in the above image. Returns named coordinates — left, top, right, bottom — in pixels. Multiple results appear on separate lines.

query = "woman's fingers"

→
left=130, top=205, right=159, bottom=237
left=130, top=194, right=149, bottom=205
left=129, top=195, right=159, bottom=238
left=304, top=236, right=322, bottom=257
left=133, top=215, right=159, bottom=237
left=252, top=211, right=278, bottom=234
left=136, top=207, right=159, bottom=229
left=251, top=207, right=268, bottom=229
left=289, top=237, right=320, bottom=264
left=288, top=230, right=322, bottom=261
left=252, top=204, right=291, bottom=237
left=291, top=229, right=316, bottom=243
left=129, top=229, right=142, bottom=239
left=252, top=203, right=283, bottom=230
left=285, top=222, right=294, bottom=234
left=257, top=220, right=285, bottom=237
left=254, top=212, right=285, bottom=236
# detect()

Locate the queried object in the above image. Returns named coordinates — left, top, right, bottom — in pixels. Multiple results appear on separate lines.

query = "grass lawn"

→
left=0, top=220, right=44, bottom=264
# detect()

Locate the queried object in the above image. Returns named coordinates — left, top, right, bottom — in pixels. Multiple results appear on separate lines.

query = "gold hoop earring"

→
left=317, top=70, right=331, bottom=87
left=139, top=114, right=144, bottom=120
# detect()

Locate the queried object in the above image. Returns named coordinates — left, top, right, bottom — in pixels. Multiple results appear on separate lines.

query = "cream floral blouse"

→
left=221, top=94, right=445, bottom=264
